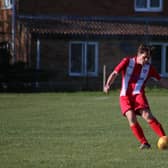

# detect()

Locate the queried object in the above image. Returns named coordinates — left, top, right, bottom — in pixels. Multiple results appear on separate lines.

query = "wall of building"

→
left=29, top=36, right=142, bottom=90
left=0, top=1, right=12, bottom=42
left=18, top=0, right=168, bottom=17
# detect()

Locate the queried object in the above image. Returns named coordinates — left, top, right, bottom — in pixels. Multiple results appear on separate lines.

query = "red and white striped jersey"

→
left=114, top=56, right=161, bottom=96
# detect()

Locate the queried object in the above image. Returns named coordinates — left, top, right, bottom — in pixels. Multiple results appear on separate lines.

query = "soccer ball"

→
left=157, top=136, right=168, bottom=150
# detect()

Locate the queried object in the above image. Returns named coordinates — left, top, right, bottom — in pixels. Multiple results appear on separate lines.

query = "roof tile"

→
left=21, top=18, right=168, bottom=37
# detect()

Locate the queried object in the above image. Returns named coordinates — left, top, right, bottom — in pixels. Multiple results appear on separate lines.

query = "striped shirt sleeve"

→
left=114, top=57, right=130, bottom=73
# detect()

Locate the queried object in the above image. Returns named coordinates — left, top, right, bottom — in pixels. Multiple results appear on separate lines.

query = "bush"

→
left=0, top=61, right=49, bottom=92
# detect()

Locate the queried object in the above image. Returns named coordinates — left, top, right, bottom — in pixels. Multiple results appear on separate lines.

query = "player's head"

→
left=137, top=44, right=152, bottom=65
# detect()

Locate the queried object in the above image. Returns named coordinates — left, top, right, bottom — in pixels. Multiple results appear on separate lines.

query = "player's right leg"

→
left=120, top=96, right=150, bottom=149
left=125, top=110, right=150, bottom=149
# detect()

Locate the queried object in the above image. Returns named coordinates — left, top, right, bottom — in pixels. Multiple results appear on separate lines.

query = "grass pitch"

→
left=0, top=89, right=168, bottom=168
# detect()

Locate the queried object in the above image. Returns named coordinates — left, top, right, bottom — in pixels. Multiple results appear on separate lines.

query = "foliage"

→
left=0, top=61, right=48, bottom=92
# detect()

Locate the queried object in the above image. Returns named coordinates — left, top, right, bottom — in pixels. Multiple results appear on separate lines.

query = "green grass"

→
left=0, top=89, right=168, bottom=168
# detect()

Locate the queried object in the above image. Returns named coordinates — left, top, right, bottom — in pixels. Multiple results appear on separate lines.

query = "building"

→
left=0, top=0, right=12, bottom=67
left=1, top=0, right=168, bottom=91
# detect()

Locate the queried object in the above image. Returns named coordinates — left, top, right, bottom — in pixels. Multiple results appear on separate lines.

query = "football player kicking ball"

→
left=104, top=44, right=168, bottom=149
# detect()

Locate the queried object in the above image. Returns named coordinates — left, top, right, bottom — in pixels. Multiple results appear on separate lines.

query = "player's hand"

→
left=104, top=85, right=110, bottom=94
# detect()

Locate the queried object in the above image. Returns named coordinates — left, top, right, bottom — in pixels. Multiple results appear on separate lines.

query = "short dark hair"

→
left=137, top=44, right=152, bottom=55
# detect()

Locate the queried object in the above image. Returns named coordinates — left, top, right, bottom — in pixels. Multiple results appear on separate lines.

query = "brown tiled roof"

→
left=22, top=18, right=168, bottom=37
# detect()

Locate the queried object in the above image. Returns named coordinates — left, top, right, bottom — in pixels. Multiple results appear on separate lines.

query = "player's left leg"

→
left=135, top=94, right=165, bottom=137
left=139, top=108, right=165, bottom=137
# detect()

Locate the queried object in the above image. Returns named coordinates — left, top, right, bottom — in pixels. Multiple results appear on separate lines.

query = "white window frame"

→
left=135, top=0, right=163, bottom=12
left=150, top=42, right=168, bottom=77
left=1, top=0, right=13, bottom=9
left=69, top=41, right=98, bottom=77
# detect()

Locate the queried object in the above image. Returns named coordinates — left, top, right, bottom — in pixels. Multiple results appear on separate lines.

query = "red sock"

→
left=148, top=119, right=165, bottom=137
left=131, top=122, right=148, bottom=144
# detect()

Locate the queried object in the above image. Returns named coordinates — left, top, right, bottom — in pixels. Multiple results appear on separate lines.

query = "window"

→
left=150, top=43, right=168, bottom=77
left=1, top=0, right=13, bottom=9
left=69, top=41, right=98, bottom=77
left=135, top=0, right=163, bottom=12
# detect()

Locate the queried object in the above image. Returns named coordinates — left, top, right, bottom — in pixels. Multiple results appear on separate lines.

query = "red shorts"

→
left=119, top=94, right=150, bottom=116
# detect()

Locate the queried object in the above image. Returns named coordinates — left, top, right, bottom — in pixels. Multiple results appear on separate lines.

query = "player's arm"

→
left=104, top=71, right=118, bottom=94
left=104, top=57, right=129, bottom=94
left=150, top=66, right=168, bottom=89
left=159, top=78, right=168, bottom=89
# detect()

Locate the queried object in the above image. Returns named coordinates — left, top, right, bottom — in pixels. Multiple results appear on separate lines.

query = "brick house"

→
left=0, top=0, right=12, bottom=66
left=1, top=0, right=168, bottom=91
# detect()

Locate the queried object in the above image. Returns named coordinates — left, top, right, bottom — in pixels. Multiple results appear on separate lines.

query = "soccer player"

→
left=104, top=44, right=168, bottom=149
